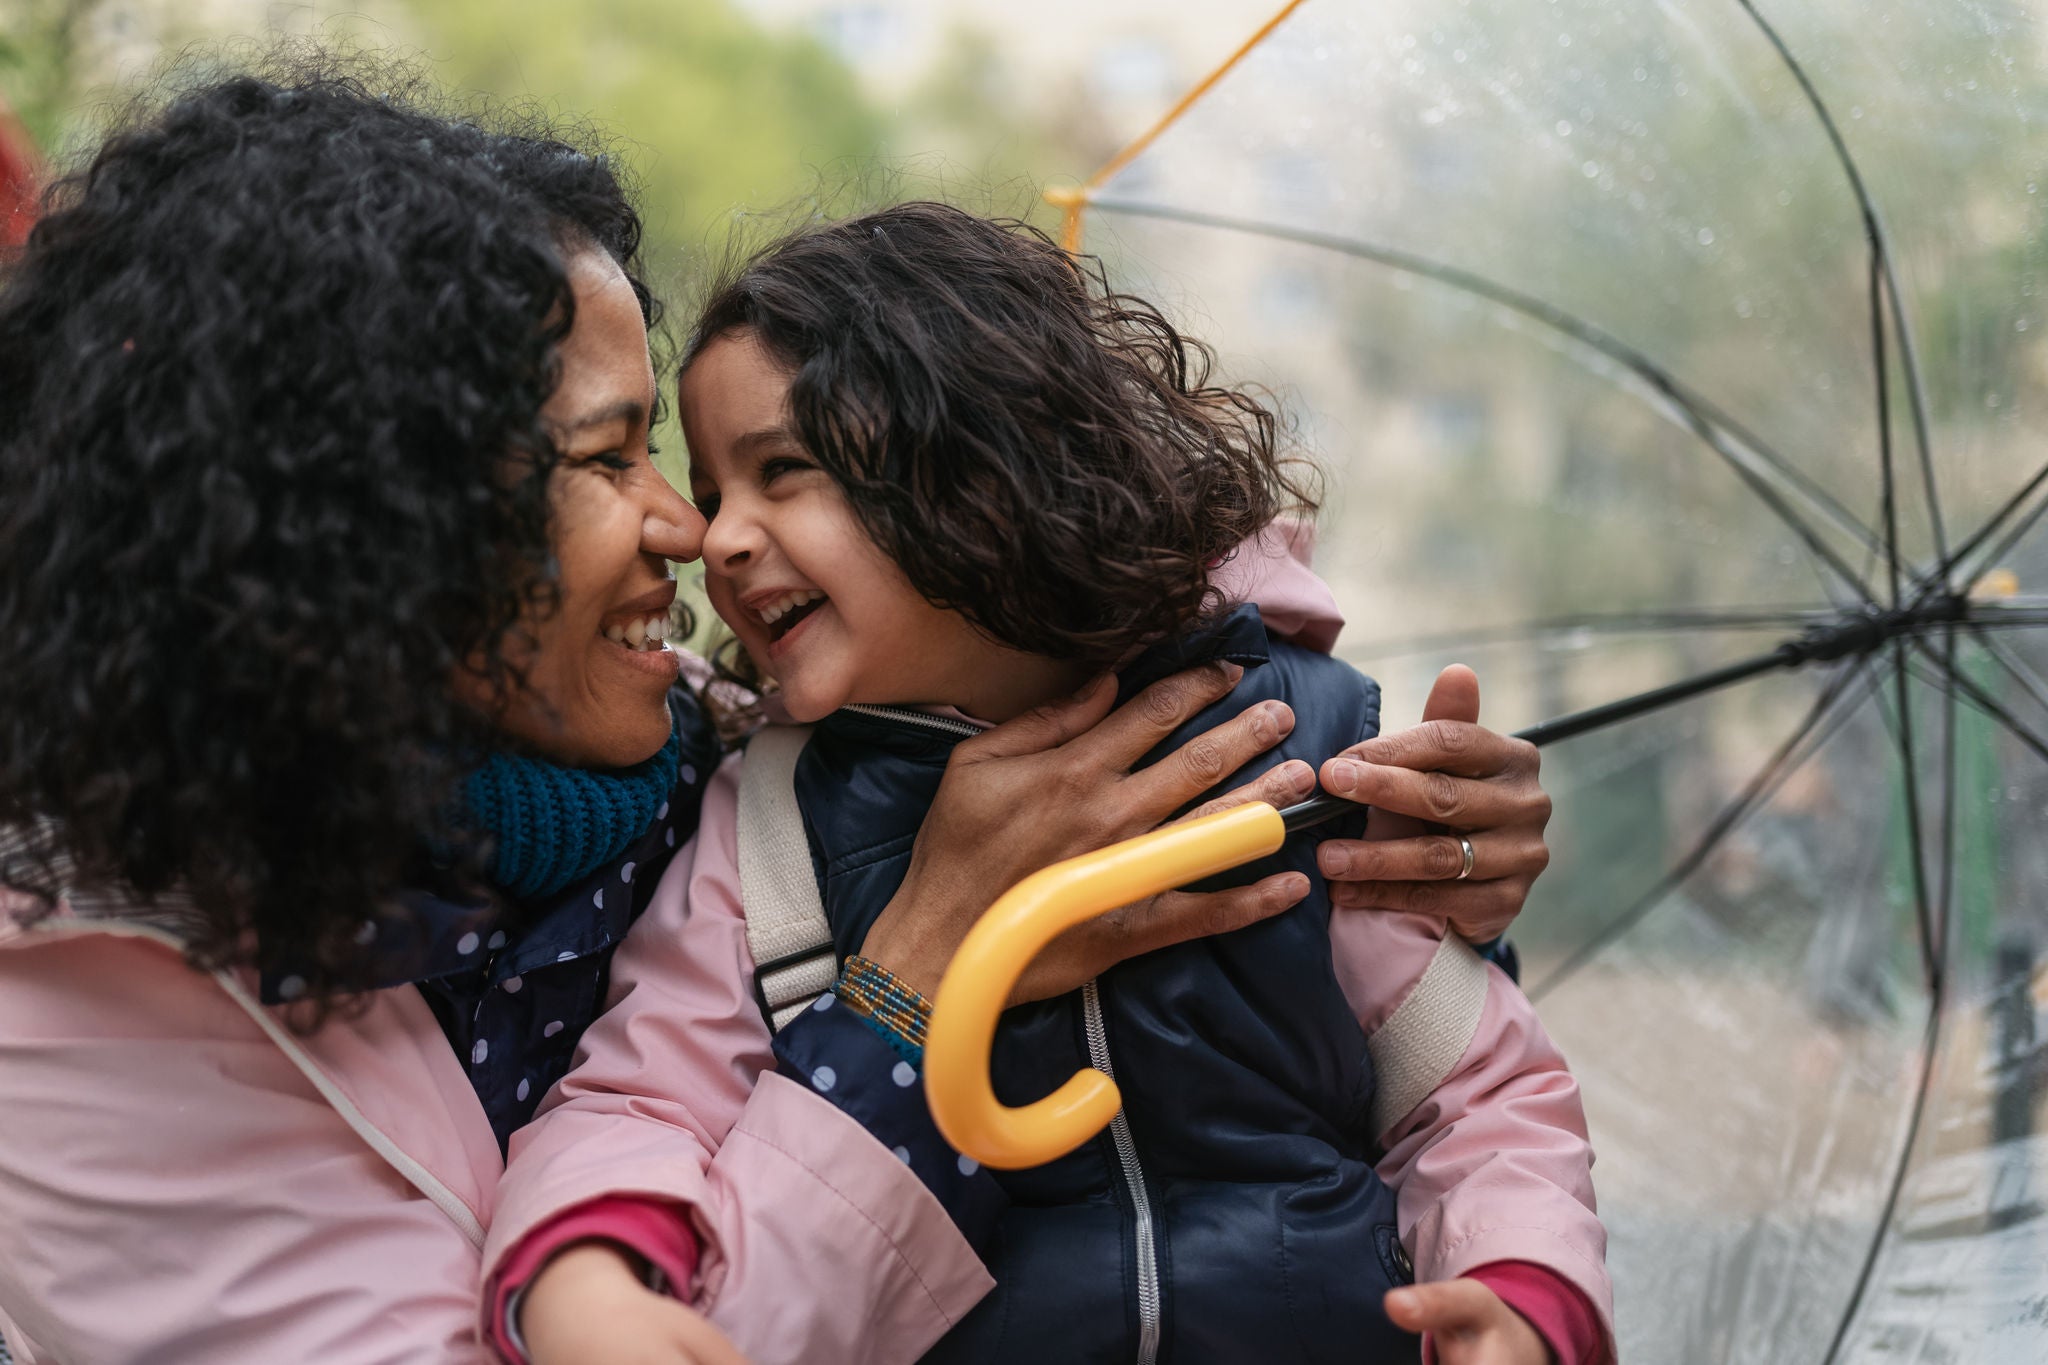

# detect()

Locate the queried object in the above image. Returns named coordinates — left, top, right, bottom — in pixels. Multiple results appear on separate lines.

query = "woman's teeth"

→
left=603, top=614, right=671, bottom=652
left=757, top=589, right=825, bottom=626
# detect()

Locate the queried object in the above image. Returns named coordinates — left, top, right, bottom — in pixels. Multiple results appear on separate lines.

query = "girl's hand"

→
left=1315, top=665, right=1551, bottom=944
left=521, top=1244, right=750, bottom=1365
left=862, top=663, right=1313, bottom=1001
left=1385, top=1280, right=1555, bottom=1365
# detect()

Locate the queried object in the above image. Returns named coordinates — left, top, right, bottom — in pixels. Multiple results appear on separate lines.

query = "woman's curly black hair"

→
left=0, top=59, right=657, bottom=1006
left=683, top=201, right=1319, bottom=688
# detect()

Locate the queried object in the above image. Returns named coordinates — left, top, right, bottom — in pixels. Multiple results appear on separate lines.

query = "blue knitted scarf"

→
left=464, top=720, right=682, bottom=900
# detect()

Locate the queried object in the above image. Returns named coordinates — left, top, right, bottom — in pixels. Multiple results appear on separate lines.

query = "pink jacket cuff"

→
left=487, top=1197, right=701, bottom=1363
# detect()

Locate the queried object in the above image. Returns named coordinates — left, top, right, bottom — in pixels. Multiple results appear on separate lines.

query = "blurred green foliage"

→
left=412, top=0, right=888, bottom=269
left=0, top=0, right=84, bottom=153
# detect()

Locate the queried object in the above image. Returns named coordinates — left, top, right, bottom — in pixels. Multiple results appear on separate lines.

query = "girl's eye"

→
left=761, top=455, right=813, bottom=484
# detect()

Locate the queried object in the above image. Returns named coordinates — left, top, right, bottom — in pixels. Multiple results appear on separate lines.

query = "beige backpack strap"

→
left=738, top=725, right=838, bottom=1031
left=1366, top=935, right=1493, bottom=1139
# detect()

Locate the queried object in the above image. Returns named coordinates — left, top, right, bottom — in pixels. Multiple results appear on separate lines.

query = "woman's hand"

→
left=1315, top=665, right=1551, bottom=944
left=522, top=1244, right=749, bottom=1365
left=862, top=664, right=1314, bottom=1001
left=1385, top=1280, right=1555, bottom=1364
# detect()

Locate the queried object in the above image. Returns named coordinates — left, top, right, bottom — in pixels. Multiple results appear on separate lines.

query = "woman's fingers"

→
left=1059, top=660, right=1247, bottom=770
left=1181, top=757, right=1318, bottom=821
left=966, top=672, right=1118, bottom=759
left=1312, top=668, right=1552, bottom=944
left=1321, top=742, right=1541, bottom=829
left=1317, top=831, right=1548, bottom=885
left=1012, top=873, right=1310, bottom=1005
left=1128, top=694, right=1295, bottom=813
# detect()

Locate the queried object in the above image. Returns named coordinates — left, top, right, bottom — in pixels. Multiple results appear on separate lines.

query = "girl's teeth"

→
left=758, top=589, right=824, bottom=626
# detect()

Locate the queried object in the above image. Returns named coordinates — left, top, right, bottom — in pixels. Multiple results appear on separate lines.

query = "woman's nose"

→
left=642, top=477, right=706, bottom=565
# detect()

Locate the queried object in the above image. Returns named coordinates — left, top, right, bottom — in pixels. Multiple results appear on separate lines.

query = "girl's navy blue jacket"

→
left=791, top=605, right=1422, bottom=1364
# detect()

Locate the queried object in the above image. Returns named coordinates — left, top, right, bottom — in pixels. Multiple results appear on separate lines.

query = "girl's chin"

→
left=774, top=690, right=838, bottom=724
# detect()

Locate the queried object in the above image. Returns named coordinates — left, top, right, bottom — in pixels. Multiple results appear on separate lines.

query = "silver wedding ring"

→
left=1455, top=835, right=1476, bottom=881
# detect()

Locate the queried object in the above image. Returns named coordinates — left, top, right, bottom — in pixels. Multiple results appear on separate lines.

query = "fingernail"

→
left=1284, top=760, right=1316, bottom=798
left=1217, top=661, right=1245, bottom=685
left=1317, top=845, right=1349, bottom=877
left=1384, top=1288, right=1416, bottom=1315
left=1275, top=872, right=1311, bottom=906
left=1264, top=701, right=1295, bottom=736
left=1328, top=759, right=1361, bottom=794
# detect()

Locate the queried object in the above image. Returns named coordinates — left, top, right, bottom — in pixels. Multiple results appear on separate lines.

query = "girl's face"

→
left=681, top=331, right=1083, bottom=723
left=470, top=249, right=705, bottom=768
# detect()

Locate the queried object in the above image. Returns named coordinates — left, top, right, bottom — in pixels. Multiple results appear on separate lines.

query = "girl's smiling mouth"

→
left=746, top=586, right=829, bottom=644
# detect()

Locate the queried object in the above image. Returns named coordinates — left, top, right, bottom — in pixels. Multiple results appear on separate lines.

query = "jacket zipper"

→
left=839, top=703, right=983, bottom=738
left=1084, top=978, right=1162, bottom=1365
left=839, top=707, right=1163, bottom=1359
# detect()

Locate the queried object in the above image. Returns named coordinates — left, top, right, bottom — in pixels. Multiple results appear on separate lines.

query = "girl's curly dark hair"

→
left=0, top=60, right=657, bottom=1005
left=683, top=201, right=1319, bottom=685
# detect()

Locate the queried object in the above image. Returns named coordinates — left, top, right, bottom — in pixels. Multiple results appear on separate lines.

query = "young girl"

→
left=487, top=203, right=1612, bottom=1365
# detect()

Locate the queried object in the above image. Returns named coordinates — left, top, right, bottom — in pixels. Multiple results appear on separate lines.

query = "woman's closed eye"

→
left=577, top=439, right=661, bottom=476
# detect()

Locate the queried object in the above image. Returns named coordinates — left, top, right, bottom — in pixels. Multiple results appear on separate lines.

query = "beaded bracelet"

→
left=835, top=954, right=932, bottom=1064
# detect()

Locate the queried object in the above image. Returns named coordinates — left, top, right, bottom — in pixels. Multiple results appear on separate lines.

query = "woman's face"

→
left=479, top=248, right=704, bottom=769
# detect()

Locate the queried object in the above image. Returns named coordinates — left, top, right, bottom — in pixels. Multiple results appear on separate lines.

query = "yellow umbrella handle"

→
left=925, top=801, right=1289, bottom=1169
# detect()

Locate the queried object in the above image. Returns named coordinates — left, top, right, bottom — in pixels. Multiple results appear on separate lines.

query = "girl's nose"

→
left=699, top=502, right=759, bottom=571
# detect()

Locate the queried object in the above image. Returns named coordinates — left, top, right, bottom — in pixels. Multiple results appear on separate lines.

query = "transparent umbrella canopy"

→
left=1045, top=1, right=2048, bottom=1360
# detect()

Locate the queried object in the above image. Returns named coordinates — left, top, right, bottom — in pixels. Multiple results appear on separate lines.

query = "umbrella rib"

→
left=1526, top=658, right=1878, bottom=1003
left=1929, top=463, right=2048, bottom=593
left=1968, top=625, right=2048, bottom=723
left=1738, top=0, right=1948, bottom=572
left=1090, top=198, right=1885, bottom=602
left=1935, top=625, right=1958, bottom=981
left=1354, top=606, right=1841, bottom=658
left=1869, top=255, right=1906, bottom=608
left=1905, top=638, right=2048, bottom=767
left=1885, top=649, right=1940, bottom=980
left=1956, top=606, right=2048, bottom=630
left=1816, top=993, right=1945, bottom=1365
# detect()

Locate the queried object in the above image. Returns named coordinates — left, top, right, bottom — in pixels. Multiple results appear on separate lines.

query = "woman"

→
left=0, top=65, right=1552, bottom=1364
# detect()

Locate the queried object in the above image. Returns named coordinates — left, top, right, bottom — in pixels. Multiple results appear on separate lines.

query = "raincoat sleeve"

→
left=1329, top=910, right=1616, bottom=1356
left=0, top=923, right=496, bottom=1365
left=484, top=753, right=995, bottom=1365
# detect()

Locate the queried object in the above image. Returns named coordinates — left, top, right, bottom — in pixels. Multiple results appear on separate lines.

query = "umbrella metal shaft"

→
left=1276, top=595, right=1969, bottom=834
